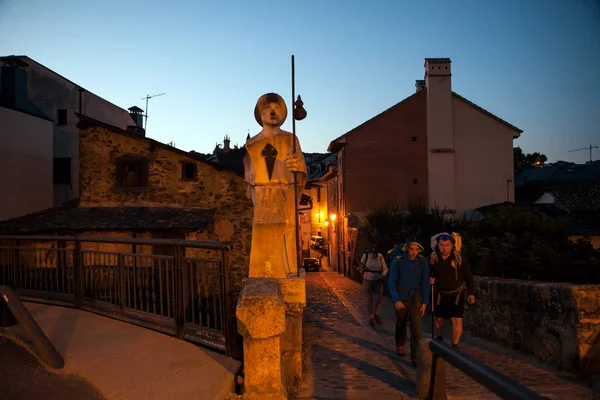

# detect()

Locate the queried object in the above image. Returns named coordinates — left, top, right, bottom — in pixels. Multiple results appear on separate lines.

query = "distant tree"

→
left=514, top=147, right=547, bottom=170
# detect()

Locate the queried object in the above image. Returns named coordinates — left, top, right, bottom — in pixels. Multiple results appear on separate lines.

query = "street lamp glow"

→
left=330, top=213, right=337, bottom=222
left=324, top=220, right=329, bottom=226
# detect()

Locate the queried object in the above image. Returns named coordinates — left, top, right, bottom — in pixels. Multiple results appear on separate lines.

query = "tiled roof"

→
left=548, top=185, right=600, bottom=214
left=0, top=206, right=211, bottom=234
left=474, top=202, right=600, bottom=236
left=515, top=162, right=600, bottom=187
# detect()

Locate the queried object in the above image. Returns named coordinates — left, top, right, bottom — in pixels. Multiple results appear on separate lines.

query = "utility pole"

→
left=141, top=93, right=165, bottom=133
left=568, top=144, right=598, bottom=164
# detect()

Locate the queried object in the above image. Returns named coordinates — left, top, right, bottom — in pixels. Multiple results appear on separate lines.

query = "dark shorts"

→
left=363, top=279, right=383, bottom=296
left=434, top=292, right=465, bottom=319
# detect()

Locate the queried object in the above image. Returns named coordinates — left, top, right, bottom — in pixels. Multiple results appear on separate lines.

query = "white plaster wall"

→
left=22, top=57, right=134, bottom=205
left=453, top=98, right=517, bottom=213
left=0, top=107, right=53, bottom=221
left=426, top=61, right=456, bottom=212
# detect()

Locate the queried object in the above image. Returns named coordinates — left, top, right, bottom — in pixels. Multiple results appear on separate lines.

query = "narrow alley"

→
left=295, top=272, right=597, bottom=400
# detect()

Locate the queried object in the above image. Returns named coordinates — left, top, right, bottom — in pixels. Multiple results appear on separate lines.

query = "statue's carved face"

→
left=260, top=102, right=285, bottom=127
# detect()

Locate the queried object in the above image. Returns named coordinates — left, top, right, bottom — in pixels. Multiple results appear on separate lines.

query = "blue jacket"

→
left=388, top=255, right=430, bottom=305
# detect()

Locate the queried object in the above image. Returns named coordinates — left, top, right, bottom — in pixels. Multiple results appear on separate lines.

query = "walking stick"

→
left=431, top=283, right=435, bottom=339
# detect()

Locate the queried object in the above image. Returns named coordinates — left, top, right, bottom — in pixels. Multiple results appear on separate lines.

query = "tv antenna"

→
left=141, top=93, right=165, bottom=132
left=568, top=144, right=598, bottom=163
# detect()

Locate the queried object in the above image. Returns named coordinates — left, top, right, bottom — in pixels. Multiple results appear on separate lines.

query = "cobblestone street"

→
left=296, top=272, right=598, bottom=400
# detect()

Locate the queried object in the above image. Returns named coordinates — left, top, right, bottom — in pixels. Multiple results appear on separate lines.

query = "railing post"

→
left=12, top=240, right=21, bottom=288
left=119, top=253, right=126, bottom=313
left=221, top=247, right=238, bottom=358
left=175, top=245, right=184, bottom=339
left=73, top=239, right=82, bottom=308
left=57, top=240, right=66, bottom=288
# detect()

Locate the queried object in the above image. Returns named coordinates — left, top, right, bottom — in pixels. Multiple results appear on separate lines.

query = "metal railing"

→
left=428, top=339, right=548, bottom=400
left=0, top=235, right=239, bottom=358
left=1, top=285, right=64, bottom=369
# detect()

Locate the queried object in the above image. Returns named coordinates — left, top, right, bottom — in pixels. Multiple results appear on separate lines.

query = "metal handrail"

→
left=428, top=339, right=548, bottom=400
left=1, top=285, right=65, bottom=369
left=0, top=235, right=232, bottom=250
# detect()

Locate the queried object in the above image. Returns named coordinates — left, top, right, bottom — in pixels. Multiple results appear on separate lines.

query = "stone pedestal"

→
left=278, top=272, right=306, bottom=389
left=236, top=279, right=287, bottom=400
left=416, top=338, right=447, bottom=400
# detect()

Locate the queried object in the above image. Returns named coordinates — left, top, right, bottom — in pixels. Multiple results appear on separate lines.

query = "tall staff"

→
left=291, top=55, right=307, bottom=277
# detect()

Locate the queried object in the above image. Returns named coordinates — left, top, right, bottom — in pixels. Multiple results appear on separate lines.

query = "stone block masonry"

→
left=465, top=277, right=600, bottom=376
left=78, top=123, right=253, bottom=297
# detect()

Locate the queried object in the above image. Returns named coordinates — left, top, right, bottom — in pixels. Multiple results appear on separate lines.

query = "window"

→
left=53, top=158, right=71, bottom=184
left=317, top=187, right=321, bottom=202
left=413, top=178, right=419, bottom=184
left=412, top=136, right=417, bottom=142
left=181, top=162, right=197, bottom=180
left=57, top=109, right=67, bottom=125
left=115, top=156, right=148, bottom=189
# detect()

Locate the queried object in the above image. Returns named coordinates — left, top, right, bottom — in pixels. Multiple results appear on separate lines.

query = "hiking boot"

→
left=396, top=345, right=406, bottom=357
left=452, top=343, right=460, bottom=350
left=374, top=315, right=383, bottom=325
left=369, top=317, right=375, bottom=327
left=436, top=335, right=444, bottom=342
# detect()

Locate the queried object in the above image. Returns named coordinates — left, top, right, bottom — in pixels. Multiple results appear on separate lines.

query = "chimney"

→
left=128, top=106, right=144, bottom=128
left=424, top=58, right=456, bottom=213
left=126, top=106, right=146, bottom=137
left=223, top=135, right=231, bottom=152
left=0, top=57, right=30, bottom=111
left=415, top=80, right=426, bottom=92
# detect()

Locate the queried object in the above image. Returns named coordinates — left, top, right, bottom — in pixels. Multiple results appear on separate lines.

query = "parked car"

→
left=302, top=258, right=320, bottom=272
left=310, top=236, right=325, bottom=250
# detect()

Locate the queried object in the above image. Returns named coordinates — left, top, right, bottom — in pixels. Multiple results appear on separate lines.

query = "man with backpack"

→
left=429, top=232, right=475, bottom=349
left=388, top=240, right=430, bottom=366
left=358, top=247, right=388, bottom=327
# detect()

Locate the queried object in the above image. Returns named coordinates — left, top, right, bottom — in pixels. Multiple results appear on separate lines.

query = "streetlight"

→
left=330, top=213, right=337, bottom=222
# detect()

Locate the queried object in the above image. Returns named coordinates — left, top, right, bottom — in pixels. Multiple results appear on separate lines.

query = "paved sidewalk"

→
left=0, top=336, right=104, bottom=400
left=297, top=272, right=598, bottom=400
left=1, top=302, right=239, bottom=400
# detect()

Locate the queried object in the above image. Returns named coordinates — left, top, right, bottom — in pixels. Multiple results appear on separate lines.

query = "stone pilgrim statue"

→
left=243, top=93, right=307, bottom=278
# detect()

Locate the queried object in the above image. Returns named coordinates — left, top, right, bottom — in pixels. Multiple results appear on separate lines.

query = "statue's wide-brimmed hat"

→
left=254, top=93, right=287, bottom=127
left=401, top=242, right=424, bottom=253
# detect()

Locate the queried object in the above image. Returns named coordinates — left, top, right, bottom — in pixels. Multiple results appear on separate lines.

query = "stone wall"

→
left=79, top=124, right=253, bottom=296
left=465, top=277, right=600, bottom=376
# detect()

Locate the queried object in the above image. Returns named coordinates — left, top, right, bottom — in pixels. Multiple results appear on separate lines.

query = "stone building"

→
left=0, top=116, right=254, bottom=295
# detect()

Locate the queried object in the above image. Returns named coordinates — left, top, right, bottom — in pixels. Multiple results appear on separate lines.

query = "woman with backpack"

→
left=358, top=247, right=388, bottom=326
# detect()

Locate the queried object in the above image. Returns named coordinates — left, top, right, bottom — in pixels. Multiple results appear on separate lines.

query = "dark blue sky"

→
left=1, top=0, right=599, bottom=163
